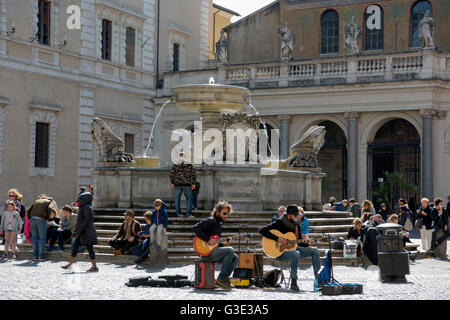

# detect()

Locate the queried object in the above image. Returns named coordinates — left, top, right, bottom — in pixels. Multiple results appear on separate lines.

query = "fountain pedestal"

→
left=93, top=166, right=325, bottom=210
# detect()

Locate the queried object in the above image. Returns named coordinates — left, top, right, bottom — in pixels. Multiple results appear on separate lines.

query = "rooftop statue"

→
left=287, top=125, right=326, bottom=168
left=90, top=117, right=135, bottom=163
left=278, top=21, right=295, bottom=61
left=216, top=30, right=228, bottom=64
left=344, top=16, right=361, bottom=55
left=419, top=11, right=435, bottom=49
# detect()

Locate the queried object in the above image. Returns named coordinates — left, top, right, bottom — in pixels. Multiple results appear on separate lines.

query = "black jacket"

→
left=347, top=226, right=362, bottom=240
left=432, top=208, right=449, bottom=231
left=74, top=192, right=97, bottom=245
left=193, top=216, right=223, bottom=245
left=377, top=209, right=389, bottom=222
left=259, top=215, right=299, bottom=242
left=362, top=221, right=382, bottom=265
left=418, top=205, right=433, bottom=230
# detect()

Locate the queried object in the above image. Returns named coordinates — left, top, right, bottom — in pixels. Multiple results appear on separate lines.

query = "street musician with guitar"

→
left=259, top=205, right=302, bottom=291
left=192, top=200, right=238, bottom=290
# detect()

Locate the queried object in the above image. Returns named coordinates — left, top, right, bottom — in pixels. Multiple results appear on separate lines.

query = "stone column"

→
left=345, top=112, right=359, bottom=199
left=420, top=109, right=434, bottom=199
left=278, top=115, right=291, bottom=160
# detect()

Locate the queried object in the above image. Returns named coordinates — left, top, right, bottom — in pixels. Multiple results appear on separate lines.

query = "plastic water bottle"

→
left=313, top=278, right=319, bottom=292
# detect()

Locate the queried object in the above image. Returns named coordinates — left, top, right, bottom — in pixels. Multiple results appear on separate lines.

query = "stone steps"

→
left=94, top=215, right=355, bottom=226
left=17, top=208, right=359, bottom=266
left=93, top=209, right=351, bottom=219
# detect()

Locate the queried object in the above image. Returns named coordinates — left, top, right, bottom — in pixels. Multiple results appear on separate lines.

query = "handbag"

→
left=262, top=269, right=284, bottom=288
left=415, top=217, right=423, bottom=230
left=403, top=214, right=413, bottom=232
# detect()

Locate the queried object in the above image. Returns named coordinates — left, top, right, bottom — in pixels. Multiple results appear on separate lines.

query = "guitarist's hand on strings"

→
left=278, top=237, right=288, bottom=245
left=208, top=238, right=218, bottom=246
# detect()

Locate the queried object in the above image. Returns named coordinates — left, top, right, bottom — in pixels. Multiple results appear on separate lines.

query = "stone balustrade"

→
left=215, top=50, right=449, bottom=89
left=158, top=50, right=449, bottom=97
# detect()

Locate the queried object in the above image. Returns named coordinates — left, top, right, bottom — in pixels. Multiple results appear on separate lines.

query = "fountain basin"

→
left=134, top=156, right=160, bottom=168
left=172, top=84, right=250, bottom=114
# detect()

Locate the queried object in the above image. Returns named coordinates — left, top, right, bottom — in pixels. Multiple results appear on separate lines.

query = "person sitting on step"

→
left=48, top=205, right=77, bottom=251
left=150, top=199, right=168, bottom=251
left=108, top=210, right=141, bottom=255
left=272, top=206, right=286, bottom=223
left=131, top=211, right=152, bottom=263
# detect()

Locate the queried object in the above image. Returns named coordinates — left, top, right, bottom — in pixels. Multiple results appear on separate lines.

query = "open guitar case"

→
left=314, top=228, right=363, bottom=296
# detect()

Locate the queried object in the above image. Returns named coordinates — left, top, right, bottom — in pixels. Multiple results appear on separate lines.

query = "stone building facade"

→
left=156, top=0, right=450, bottom=207
left=0, top=0, right=222, bottom=206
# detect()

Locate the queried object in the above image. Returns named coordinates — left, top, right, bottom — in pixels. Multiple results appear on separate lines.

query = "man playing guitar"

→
left=296, top=207, right=321, bottom=284
left=192, top=200, right=238, bottom=290
left=259, top=205, right=302, bottom=291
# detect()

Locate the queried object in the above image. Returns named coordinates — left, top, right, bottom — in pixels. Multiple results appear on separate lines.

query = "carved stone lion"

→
left=287, top=125, right=326, bottom=168
left=90, top=117, right=135, bottom=163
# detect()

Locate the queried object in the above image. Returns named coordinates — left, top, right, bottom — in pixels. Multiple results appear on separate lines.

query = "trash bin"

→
left=376, top=223, right=409, bottom=282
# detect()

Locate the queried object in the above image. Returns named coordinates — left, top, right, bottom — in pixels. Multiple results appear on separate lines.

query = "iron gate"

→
left=368, top=143, right=421, bottom=209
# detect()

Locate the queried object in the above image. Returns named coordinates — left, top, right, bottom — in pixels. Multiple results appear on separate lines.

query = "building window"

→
left=101, top=19, right=112, bottom=61
left=411, top=1, right=432, bottom=48
left=37, top=0, right=51, bottom=45
left=321, top=10, right=339, bottom=54
left=124, top=133, right=135, bottom=154
left=35, top=122, right=49, bottom=168
left=125, top=27, right=136, bottom=67
left=364, top=5, right=384, bottom=51
left=173, top=43, right=180, bottom=72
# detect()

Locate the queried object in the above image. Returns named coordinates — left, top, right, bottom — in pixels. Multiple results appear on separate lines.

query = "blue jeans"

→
left=130, top=239, right=151, bottom=261
left=298, top=246, right=321, bottom=279
left=174, top=186, right=193, bottom=217
left=200, top=247, right=238, bottom=280
left=278, top=250, right=300, bottom=280
left=30, top=217, right=47, bottom=259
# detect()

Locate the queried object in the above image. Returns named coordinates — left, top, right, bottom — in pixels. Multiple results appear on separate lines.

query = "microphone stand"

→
left=308, top=225, right=339, bottom=284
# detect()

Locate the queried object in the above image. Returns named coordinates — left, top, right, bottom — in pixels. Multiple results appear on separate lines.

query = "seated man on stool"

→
left=296, top=207, right=321, bottom=284
left=192, top=200, right=238, bottom=291
left=259, top=205, right=301, bottom=292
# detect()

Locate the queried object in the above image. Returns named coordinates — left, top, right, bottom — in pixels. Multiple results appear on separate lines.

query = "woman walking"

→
left=62, top=192, right=98, bottom=272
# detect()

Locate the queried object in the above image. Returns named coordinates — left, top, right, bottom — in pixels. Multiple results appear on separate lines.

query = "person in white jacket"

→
left=1, top=201, right=22, bottom=259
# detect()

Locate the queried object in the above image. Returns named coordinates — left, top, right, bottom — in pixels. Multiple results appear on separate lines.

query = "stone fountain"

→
left=91, top=81, right=326, bottom=210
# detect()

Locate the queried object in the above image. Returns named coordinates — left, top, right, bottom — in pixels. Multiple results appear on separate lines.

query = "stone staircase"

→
left=17, top=208, right=365, bottom=266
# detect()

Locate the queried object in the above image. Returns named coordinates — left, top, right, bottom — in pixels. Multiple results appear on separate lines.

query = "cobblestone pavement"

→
left=0, top=240, right=448, bottom=300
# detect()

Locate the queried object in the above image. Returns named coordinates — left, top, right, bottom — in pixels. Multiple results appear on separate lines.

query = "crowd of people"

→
left=323, top=195, right=450, bottom=261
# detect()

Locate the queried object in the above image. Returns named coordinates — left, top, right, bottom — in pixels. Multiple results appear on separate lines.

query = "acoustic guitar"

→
left=193, top=233, right=252, bottom=256
left=261, top=230, right=313, bottom=258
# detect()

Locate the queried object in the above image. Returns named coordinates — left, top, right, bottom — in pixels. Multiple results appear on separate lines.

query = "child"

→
left=132, top=211, right=152, bottom=263
left=150, top=199, right=168, bottom=250
left=1, top=201, right=22, bottom=259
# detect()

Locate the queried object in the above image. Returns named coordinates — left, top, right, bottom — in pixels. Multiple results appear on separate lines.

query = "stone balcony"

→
left=160, top=49, right=450, bottom=97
